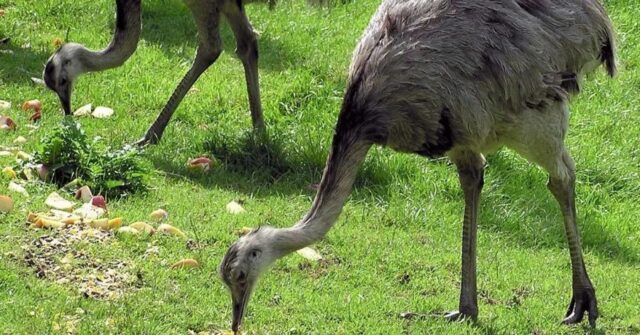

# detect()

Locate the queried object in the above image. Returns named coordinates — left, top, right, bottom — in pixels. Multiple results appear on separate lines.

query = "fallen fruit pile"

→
left=27, top=188, right=187, bottom=239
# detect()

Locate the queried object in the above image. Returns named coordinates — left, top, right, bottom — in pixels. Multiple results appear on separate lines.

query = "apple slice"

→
left=129, top=222, right=155, bottom=234
left=296, top=247, right=323, bottom=261
left=150, top=209, right=168, bottom=222
left=170, top=258, right=200, bottom=269
left=236, top=226, right=254, bottom=236
left=21, top=100, right=42, bottom=113
left=73, top=203, right=106, bottom=220
left=8, top=181, right=28, bottom=196
left=187, top=157, right=214, bottom=172
left=36, top=164, right=49, bottom=181
left=13, top=136, right=27, bottom=145
left=117, top=226, right=140, bottom=235
left=90, top=195, right=107, bottom=210
left=157, top=224, right=186, bottom=238
left=0, top=100, right=10, bottom=111
left=35, top=218, right=65, bottom=229
left=75, top=186, right=93, bottom=202
left=45, top=192, right=75, bottom=211
left=92, top=106, right=114, bottom=118
left=88, top=218, right=109, bottom=230
left=0, top=116, right=16, bottom=130
left=226, top=201, right=246, bottom=214
left=0, top=195, right=13, bottom=213
left=74, top=104, right=92, bottom=117
left=107, top=218, right=122, bottom=230
left=2, top=167, right=16, bottom=179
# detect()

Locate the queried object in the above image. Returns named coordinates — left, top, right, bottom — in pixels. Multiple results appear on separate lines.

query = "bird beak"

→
left=56, top=86, right=72, bottom=115
left=231, top=288, right=251, bottom=333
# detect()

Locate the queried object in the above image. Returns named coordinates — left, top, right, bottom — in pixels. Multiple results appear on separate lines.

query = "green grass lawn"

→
left=1, top=0, right=639, bottom=333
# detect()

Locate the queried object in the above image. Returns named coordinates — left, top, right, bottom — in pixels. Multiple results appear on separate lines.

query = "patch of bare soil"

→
left=21, top=224, right=136, bottom=300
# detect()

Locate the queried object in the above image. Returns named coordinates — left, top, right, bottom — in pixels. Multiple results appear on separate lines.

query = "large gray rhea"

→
left=220, top=0, right=616, bottom=332
left=43, top=0, right=270, bottom=145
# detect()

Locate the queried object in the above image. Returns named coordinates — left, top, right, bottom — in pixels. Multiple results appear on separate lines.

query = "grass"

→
left=1, top=0, right=639, bottom=333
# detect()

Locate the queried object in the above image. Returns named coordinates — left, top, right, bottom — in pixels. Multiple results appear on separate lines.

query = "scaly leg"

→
left=224, top=3, right=266, bottom=137
left=547, top=150, right=598, bottom=327
left=445, top=151, right=485, bottom=322
left=136, top=10, right=222, bottom=146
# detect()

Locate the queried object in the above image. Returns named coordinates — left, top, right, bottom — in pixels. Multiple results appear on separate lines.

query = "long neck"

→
left=272, top=132, right=372, bottom=253
left=81, top=0, right=142, bottom=72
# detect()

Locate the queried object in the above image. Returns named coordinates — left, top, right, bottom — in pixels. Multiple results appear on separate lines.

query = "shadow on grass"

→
left=0, top=40, right=51, bottom=85
left=148, top=131, right=638, bottom=265
left=141, top=0, right=301, bottom=72
left=482, top=153, right=640, bottom=265
left=148, top=130, right=395, bottom=199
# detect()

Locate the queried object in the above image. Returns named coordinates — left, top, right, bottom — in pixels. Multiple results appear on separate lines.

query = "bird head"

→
left=43, top=43, right=87, bottom=115
left=219, top=226, right=285, bottom=333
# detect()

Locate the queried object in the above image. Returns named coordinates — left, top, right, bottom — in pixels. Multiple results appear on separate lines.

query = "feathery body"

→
left=221, top=0, right=615, bottom=331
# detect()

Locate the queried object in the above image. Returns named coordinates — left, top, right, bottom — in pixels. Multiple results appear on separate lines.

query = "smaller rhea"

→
left=44, top=0, right=268, bottom=145
left=44, top=0, right=141, bottom=116
left=220, top=0, right=616, bottom=332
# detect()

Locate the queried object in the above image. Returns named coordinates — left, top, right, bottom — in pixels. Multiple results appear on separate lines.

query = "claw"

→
left=561, top=288, right=598, bottom=328
left=134, top=137, right=151, bottom=148
left=443, top=310, right=476, bottom=322
left=564, top=296, right=575, bottom=318
left=134, top=133, right=160, bottom=147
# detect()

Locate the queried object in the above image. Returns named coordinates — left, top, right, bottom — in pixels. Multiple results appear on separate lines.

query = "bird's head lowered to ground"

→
left=43, top=43, right=87, bottom=115
left=219, top=226, right=288, bottom=333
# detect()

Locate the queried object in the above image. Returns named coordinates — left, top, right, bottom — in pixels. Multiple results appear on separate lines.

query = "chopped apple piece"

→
left=13, top=136, right=27, bottom=144
left=8, top=181, right=28, bottom=196
left=129, top=222, right=155, bottom=234
left=88, top=218, right=109, bottom=230
left=0, top=100, right=10, bottom=111
left=117, top=226, right=140, bottom=235
left=0, top=116, right=16, bottom=130
left=21, top=100, right=42, bottom=113
left=45, top=192, right=75, bottom=211
left=2, top=166, right=16, bottom=179
left=187, top=156, right=214, bottom=172
left=108, top=218, right=122, bottom=229
left=73, top=203, right=105, bottom=220
left=92, top=106, right=114, bottom=118
left=74, top=186, right=93, bottom=202
left=157, top=223, right=186, bottom=238
left=170, top=258, right=200, bottom=269
left=74, top=104, right=92, bottom=116
left=36, top=218, right=65, bottom=229
left=150, top=209, right=168, bottom=222
left=226, top=201, right=246, bottom=214
left=296, top=247, right=323, bottom=261
left=0, top=195, right=13, bottom=213
left=90, top=195, right=107, bottom=210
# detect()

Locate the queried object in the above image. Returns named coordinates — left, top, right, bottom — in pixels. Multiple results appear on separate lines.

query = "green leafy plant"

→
left=32, top=119, right=150, bottom=198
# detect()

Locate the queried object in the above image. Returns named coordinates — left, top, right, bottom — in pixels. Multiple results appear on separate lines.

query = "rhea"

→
left=43, top=0, right=270, bottom=145
left=220, top=0, right=615, bottom=331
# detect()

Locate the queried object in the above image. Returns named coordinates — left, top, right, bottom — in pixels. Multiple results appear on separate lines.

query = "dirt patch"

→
left=21, top=224, right=136, bottom=300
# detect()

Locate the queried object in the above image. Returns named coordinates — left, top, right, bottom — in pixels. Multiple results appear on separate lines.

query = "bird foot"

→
left=133, top=133, right=160, bottom=147
left=443, top=310, right=477, bottom=323
left=562, top=287, right=598, bottom=327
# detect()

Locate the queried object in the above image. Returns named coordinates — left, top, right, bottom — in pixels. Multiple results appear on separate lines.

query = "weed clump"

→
left=31, top=119, right=149, bottom=198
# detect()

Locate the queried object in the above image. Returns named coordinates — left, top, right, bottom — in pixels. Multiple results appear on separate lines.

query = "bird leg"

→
left=547, top=151, right=598, bottom=327
left=135, top=28, right=222, bottom=146
left=224, top=5, right=266, bottom=137
left=445, top=152, right=484, bottom=322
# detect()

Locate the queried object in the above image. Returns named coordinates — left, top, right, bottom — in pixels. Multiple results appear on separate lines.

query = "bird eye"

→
left=250, top=249, right=261, bottom=258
